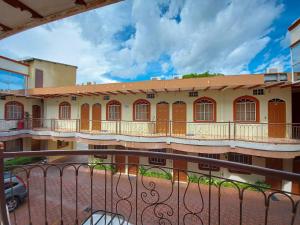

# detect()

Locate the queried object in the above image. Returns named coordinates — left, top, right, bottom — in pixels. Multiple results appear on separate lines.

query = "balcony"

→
left=0, top=150, right=300, bottom=225
left=0, top=119, right=300, bottom=145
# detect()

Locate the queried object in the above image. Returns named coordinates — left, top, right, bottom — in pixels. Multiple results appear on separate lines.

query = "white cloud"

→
left=0, top=0, right=284, bottom=83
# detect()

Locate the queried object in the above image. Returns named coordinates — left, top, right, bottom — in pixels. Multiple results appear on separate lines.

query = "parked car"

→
left=81, top=210, right=132, bottom=225
left=4, top=171, right=27, bottom=212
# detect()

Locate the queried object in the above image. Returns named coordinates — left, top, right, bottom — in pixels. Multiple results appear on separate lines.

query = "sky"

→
left=0, top=0, right=299, bottom=84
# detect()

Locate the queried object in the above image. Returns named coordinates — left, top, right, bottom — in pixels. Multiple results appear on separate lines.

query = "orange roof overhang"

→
left=25, top=74, right=297, bottom=98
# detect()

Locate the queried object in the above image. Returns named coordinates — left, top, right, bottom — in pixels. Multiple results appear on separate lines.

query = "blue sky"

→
left=0, top=0, right=299, bottom=84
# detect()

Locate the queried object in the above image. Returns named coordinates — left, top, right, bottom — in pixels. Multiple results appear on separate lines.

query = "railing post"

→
left=165, top=120, right=168, bottom=136
left=115, top=121, right=118, bottom=134
left=51, top=119, right=54, bottom=131
left=228, top=121, right=231, bottom=140
left=0, top=151, right=10, bottom=225
left=76, top=119, right=79, bottom=132
left=169, top=120, right=172, bottom=137
left=234, top=122, right=236, bottom=140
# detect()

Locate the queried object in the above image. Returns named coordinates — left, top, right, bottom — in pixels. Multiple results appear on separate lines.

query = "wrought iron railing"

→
left=1, top=119, right=300, bottom=143
left=0, top=150, right=300, bottom=225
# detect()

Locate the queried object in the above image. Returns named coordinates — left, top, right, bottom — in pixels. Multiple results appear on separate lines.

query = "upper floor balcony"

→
left=0, top=118, right=300, bottom=146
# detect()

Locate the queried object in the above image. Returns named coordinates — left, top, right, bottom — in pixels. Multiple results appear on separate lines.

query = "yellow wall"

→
left=26, top=59, right=76, bottom=89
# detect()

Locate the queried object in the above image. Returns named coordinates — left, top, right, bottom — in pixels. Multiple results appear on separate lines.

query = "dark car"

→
left=4, top=171, right=27, bottom=211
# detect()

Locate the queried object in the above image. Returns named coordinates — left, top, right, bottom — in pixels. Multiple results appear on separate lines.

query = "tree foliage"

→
left=182, top=71, right=224, bottom=79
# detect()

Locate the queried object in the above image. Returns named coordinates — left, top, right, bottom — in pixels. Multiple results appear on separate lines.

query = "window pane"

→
left=108, top=104, right=120, bottom=120
left=135, top=102, right=149, bottom=121
left=6, top=102, right=23, bottom=120
left=195, top=100, right=214, bottom=121
left=235, top=99, right=256, bottom=122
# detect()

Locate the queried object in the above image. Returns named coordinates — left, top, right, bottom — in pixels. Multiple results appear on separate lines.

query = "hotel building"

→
left=1, top=54, right=300, bottom=194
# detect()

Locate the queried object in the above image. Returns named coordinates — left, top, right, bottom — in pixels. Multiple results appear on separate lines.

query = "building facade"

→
left=0, top=57, right=300, bottom=194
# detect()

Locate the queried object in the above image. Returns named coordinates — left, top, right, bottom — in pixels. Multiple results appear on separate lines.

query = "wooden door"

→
left=173, top=151, right=187, bottom=182
left=81, top=104, right=90, bottom=131
left=268, top=99, right=286, bottom=138
left=32, top=105, right=41, bottom=128
left=92, top=103, right=101, bottom=131
left=156, top=102, right=169, bottom=134
left=115, top=155, right=126, bottom=173
left=31, top=139, right=41, bottom=151
left=292, top=157, right=300, bottom=194
left=172, top=101, right=186, bottom=135
left=265, top=158, right=282, bottom=189
left=128, top=155, right=139, bottom=175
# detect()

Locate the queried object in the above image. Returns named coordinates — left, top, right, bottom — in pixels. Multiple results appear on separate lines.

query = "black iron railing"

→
left=0, top=150, right=300, bottom=225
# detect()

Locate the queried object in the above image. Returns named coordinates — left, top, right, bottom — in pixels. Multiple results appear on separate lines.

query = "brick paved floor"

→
left=8, top=162, right=300, bottom=225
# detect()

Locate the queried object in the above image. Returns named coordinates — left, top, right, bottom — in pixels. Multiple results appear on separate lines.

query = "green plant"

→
left=182, top=71, right=224, bottom=79
left=4, top=157, right=45, bottom=168
left=188, top=174, right=270, bottom=192
left=139, top=166, right=172, bottom=180
left=88, top=157, right=116, bottom=172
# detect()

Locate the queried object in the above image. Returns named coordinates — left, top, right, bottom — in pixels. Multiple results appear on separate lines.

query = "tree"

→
left=182, top=71, right=224, bottom=79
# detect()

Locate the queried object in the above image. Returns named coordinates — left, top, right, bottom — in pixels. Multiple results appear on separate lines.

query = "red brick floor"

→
left=8, top=160, right=300, bottom=225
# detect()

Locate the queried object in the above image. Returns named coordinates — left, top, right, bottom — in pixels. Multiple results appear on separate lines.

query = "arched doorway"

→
left=156, top=101, right=169, bottom=134
left=92, top=103, right=101, bottom=131
left=268, top=99, right=286, bottom=138
left=32, top=105, right=41, bottom=128
left=172, top=101, right=186, bottom=135
left=80, top=103, right=90, bottom=131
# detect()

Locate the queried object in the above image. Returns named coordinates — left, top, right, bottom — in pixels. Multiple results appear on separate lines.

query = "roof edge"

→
left=22, top=58, right=78, bottom=68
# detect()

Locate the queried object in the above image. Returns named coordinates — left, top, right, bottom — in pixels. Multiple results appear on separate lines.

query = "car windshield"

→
left=81, top=211, right=131, bottom=225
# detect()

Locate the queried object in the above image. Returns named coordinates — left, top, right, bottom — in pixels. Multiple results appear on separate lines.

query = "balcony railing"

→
left=0, top=150, right=300, bottom=225
left=1, top=119, right=300, bottom=143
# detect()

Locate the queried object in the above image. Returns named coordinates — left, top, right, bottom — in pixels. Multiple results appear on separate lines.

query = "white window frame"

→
left=6, top=102, right=23, bottom=120
left=135, top=103, right=150, bottom=121
left=195, top=100, right=214, bottom=121
left=236, top=99, right=256, bottom=122
left=108, top=104, right=121, bottom=121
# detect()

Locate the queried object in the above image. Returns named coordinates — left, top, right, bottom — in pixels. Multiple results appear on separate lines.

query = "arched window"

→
left=133, top=99, right=150, bottom=121
left=106, top=100, right=121, bottom=121
left=194, top=97, right=216, bottom=122
left=234, top=96, right=259, bottom=122
left=59, top=102, right=71, bottom=119
left=5, top=101, right=24, bottom=120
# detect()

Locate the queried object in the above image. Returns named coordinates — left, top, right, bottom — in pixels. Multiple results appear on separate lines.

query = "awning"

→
left=0, top=0, right=121, bottom=40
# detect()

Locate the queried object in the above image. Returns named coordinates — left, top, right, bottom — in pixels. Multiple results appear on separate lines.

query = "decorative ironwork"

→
left=0, top=150, right=300, bottom=225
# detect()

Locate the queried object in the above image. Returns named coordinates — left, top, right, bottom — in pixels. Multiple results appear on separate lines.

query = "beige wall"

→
left=44, top=87, right=292, bottom=122
left=26, top=59, right=76, bottom=89
left=0, top=96, right=42, bottom=130
left=47, top=139, right=73, bottom=162
left=290, top=25, right=300, bottom=46
left=42, top=87, right=292, bottom=139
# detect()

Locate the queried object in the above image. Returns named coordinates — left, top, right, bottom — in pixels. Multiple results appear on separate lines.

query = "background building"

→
left=289, top=18, right=300, bottom=82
